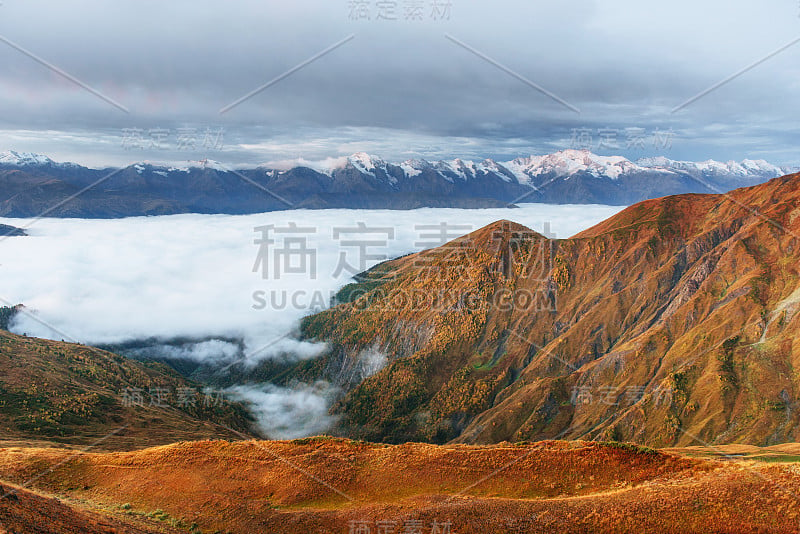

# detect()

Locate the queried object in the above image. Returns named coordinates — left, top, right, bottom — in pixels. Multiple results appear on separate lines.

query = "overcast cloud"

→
left=0, top=0, right=798, bottom=167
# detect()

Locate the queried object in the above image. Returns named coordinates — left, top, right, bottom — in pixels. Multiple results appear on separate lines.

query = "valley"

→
left=2, top=171, right=800, bottom=533
left=298, top=173, right=800, bottom=446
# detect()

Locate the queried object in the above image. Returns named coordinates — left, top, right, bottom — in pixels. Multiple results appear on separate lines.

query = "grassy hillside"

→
left=0, top=479, right=178, bottom=534
left=0, top=329, right=255, bottom=450
left=2, top=439, right=800, bottom=533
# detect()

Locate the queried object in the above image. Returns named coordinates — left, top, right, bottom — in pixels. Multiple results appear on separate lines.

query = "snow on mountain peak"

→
left=503, top=149, right=643, bottom=181
left=636, top=156, right=784, bottom=178
left=0, top=150, right=56, bottom=166
left=741, top=159, right=784, bottom=174
left=636, top=156, right=673, bottom=168
left=347, top=152, right=383, bottom=175
left=0, top=148, right=789, bottom=188
left=399, top=159, right=430, bottom=177
left=260, top=157, right=349, bottom=176
left=197, top=159, right=228, bottom=171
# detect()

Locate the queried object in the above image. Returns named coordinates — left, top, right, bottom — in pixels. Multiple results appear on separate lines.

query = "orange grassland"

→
left=2, top=438, right=800, bottom=533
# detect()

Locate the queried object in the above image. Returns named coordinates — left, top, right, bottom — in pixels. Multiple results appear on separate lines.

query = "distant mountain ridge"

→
left=0, top=149, right=792, bottom=217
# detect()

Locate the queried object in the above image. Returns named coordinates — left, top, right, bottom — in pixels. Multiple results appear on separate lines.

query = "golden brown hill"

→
left=2, top=439, right=800, bottom=533
left=0, top=480, right=176, bottom=534
left=302, top=173, right=800, bottom=446
left=0, top=329, right=254, bottom=450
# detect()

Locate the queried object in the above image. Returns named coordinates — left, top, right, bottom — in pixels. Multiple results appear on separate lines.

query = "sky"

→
left=0, top=0, right=798, bottom=168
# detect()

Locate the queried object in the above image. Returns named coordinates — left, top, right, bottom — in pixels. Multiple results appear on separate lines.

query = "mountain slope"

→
left=300, top=172, right=800, bottom=447
left=0, top=480, right=174, bottom=534
left=0, top=329, right=254, bottom=449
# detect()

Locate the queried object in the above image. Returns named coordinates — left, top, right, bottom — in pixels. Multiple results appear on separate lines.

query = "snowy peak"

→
left=195, top=159, right=228, bottom=172
left=423, top=158, right=510, bottom=183
left=130, top=159, right=238, bottom=174
left=503, top=149, right=646, bottom=182
left=398, top=159, right=430, bottom=177
left=636, top=156, right=786, bottom=179
left=0, top=150, right=88, bottom=170
left=741, top=159, right=782, bottom=174
left=499, top=150, right=787, bottom=184
left=346, top=152, right=384, bottom=176
left=0, top=150, right=57, bottom=167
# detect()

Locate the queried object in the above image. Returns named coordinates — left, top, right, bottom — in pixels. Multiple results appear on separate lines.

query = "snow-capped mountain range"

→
left=0, top=149, right=793, bottom=218
left=265, top=150, right=789, bottom=189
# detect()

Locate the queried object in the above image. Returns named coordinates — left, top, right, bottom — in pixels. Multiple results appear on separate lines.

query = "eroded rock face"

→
left=302, top=174, right=800, bottom=447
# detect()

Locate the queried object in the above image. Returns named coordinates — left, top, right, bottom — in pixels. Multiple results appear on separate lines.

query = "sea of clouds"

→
left=0, top=204, right=623, bottom=437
